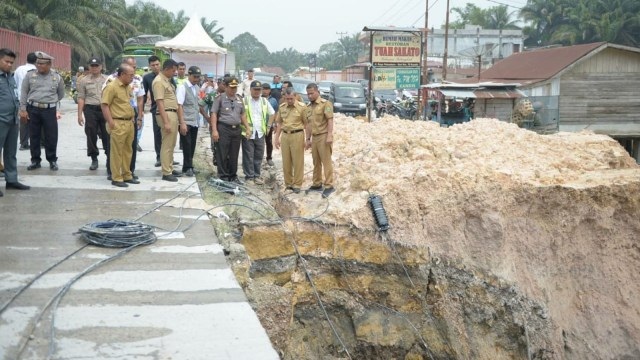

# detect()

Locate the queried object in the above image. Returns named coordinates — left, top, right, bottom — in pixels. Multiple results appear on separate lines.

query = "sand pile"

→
left=295, top=114, right=639, bottom=231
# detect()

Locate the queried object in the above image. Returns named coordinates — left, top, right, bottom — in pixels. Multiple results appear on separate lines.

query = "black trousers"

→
left=151, top=106, right=162, bottom=161
left=19, top=120, right=29, bottom=147
left=27, top=106, right=58, bottom=163
left=181, top=125, right=199, bottom=172
left=83, top=104, right=110, bottom=162
left=130, top=108, right=139, bottom=173
left=265, top=125, right=274, bottom=161
left=215, top=123, right=242, bottom=180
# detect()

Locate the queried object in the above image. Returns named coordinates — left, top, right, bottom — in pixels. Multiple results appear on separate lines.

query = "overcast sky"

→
left=130, top=0, right=527, bottom=53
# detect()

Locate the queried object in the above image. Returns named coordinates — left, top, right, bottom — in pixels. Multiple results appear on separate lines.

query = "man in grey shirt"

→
left=0, top=48, right=30, bottom=196
left=18, top=51, right=65, bottom=171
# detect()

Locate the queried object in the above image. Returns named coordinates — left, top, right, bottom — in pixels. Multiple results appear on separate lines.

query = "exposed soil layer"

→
left=209, top=116, right=640, bottom=359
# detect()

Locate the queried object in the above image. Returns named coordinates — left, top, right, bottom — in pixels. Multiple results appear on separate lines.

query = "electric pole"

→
left=421, top=0, right=429, bottom=85
left=443, top=0, right=450, bottom=81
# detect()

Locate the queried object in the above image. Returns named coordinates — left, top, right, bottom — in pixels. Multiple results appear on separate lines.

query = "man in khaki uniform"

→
left=101, top=64, right=138, bottom=187
left=305, top=83, right=335, bottom=198
left=77, top=57, right=109, bottom=173
left=153, top=59, right=181, bottom=182
left=274, top=87, right=308, bottom=193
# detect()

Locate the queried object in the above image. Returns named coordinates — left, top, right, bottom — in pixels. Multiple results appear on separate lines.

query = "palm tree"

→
left=520, top=0, right=572, bottom=46
left=486, top=5, right=521, bottom=30
left=200, top=17, right=225, bottom=46
left=0, top=0, right=133, bottom=68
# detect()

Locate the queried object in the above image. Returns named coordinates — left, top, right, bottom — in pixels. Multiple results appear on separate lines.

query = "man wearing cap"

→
left=199, top=75, right=227, bottom=168
left=242, top=80, right=275, bottom=184
left=19, top=51, right=65, bottom=171
left=153, top=59, right=181, bottom=182
left=271, top=75, right=283, bottom=104
left=210, top=76, right=251, bottom=183
left=177, top=66, right=204, bottom=177
left=261, top=83, right=279, bottom=167
left=201, top=73, right=216, bottom=95
left=14, top=52, right=36, bottom=151
left=238, top=69, right=254, bottom=98
left=77, top=57, right=110, bottom=174
left=273, top=87, right=309, bottom=193
left=305, top=83, right=335, bottom=198
left=0, top=48, right=30, bottom=196
left=101, top=64, right=139, bottom=187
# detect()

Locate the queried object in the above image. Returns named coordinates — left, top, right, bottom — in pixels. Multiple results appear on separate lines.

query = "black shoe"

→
left=0, top=189, right=3, bottom=197
left=0, top=170, right=4, bottom=178
left=173, top=161, right=180, bottom=165
left=185, top=169, right=194, bottom=177
left=6, top=182, right=30, bottom=190
left=231, top=177, right=244, bottom=185
left=154, top=160, right=161, bottom=167
left=89, top=160, right=98, bottom=170
left=49, top=162, right=58, bottom=171
left=125, top=178, right=140, bottom=184
left=285, top=185, right=294, bottom=191
left=131, top=174, right=139, bottom=180
left=172, top=170, right=183, bottom=177
left=137, top=144, right=142, bottom=152
left=19, top=144, right=29, bottom=151
left=111, top=181, right=128, bottom=187
left=292, top=187, right=301, bottom=194
left=322, top=187, right=335, bottom=198
left=27, top=162, right=41, bottom=170
left=107, top=175, right=112, bottom=181
left=162, top=174, right=179, bottom=182
left=308, top=185, right=323, bottom=192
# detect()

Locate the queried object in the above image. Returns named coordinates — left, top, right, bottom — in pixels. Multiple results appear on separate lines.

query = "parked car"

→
left=329, top=81, right=367, bottom=116
left=354, top=78, right=369, bottom=91
left=318, top=80, right=333, bottom=96
left=372, top=89, right=398, bottom=102
left=288, top=77, right=313, bottom=103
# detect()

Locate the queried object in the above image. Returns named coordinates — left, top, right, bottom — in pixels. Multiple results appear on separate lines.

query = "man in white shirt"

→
left=241, top=80, right=274, bottom=184
left=14, top=52, right=36, bottom=150
left=238, top=68, right=254, bottom=98
left=177, top=66, right=204, bottom=177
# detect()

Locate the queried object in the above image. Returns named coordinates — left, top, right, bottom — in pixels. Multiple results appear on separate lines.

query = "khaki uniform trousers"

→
left=108, top=119, right=134, bottom=182
left=157, top=112, right=179, bottom=176
left=311, top=133, right=334, bottom=188
left=281, top=131, right=305, bottom=188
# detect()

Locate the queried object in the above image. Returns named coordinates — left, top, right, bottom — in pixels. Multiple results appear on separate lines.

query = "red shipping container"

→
left=0, top=27, right=71, bottom=71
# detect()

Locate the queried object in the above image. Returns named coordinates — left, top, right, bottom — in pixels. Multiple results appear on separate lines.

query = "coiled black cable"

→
left=77, top=219, right=157, bottom=248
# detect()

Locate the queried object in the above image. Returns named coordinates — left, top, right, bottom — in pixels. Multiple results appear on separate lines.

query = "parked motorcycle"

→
left=388, top=97, right=417, bottom=120
left=373, top=96, right=387, bottom=118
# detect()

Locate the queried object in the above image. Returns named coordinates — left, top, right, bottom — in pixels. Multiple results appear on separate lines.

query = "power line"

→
left=486, top=0, right=525, bottom=10
left=370, top=0, right=404, bottom=25
left=411, top=0, right=440, bottom=27
left=387, top=0, right=423, bottom=26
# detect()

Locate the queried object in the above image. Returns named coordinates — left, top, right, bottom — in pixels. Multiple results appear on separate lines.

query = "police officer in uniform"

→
left=0, top=48, right=30, bottom=196
left=77, top=57, right=110, bottom=173
left=305, top=83, right=335, bottom=198
left=19, top=51, right=65, bottom=171
left=153, top=59, right=182, bottom=182
left=274, top=87, right=308, bottom=193
left=210, top=77, right=252, bottom=183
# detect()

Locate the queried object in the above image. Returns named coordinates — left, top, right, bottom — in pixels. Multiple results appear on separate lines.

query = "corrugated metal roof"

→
left=477, top=42, right=607, bottom=82
left=440, top=89, right=476, bottom=98
left=474, top=89, right=524, bottom=99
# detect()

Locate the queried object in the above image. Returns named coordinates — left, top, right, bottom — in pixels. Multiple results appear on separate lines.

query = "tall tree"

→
left=229, top=32, right=270, bottom=71
left=200, top=17, right=224, bottom=46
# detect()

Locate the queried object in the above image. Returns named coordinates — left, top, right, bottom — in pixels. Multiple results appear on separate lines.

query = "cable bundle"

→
left=77, top=219, right=157, bottom=248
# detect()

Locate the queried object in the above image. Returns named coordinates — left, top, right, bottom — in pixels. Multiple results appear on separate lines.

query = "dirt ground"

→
left=282, top=114, right=640, bottom=358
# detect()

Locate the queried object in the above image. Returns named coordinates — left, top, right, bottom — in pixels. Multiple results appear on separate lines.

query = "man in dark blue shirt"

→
left=0, top=48, right=30, bottom=196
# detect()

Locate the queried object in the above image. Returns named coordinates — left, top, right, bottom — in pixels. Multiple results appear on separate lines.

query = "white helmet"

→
left=78, top=66, right=85, bottom=72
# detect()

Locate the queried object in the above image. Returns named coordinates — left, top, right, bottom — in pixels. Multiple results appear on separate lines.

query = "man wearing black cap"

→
left=210, top=76, right=252, bottom=183
left=77, top=57, right=110, bottom=173
left=241, top=80, right=275, bottom=184
left=177, top=66, right=204, bottom=177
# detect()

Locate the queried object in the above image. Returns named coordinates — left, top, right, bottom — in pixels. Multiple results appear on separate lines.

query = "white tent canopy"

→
left=155, top=15, right=228, bottom=76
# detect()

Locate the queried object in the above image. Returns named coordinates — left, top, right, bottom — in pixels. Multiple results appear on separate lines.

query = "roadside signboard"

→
left=372, top=32, right=421, bottom=67
left=373, top=68, right=420, bottom=89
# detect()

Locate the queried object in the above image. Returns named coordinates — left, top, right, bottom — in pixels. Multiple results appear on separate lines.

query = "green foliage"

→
left=228, top=32, right=270, bottom=71
left=450, top=4, right=520, bottom=30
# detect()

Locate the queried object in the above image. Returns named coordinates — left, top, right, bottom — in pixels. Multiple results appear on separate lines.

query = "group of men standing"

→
left=0, top=49, right=336, bottom=197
